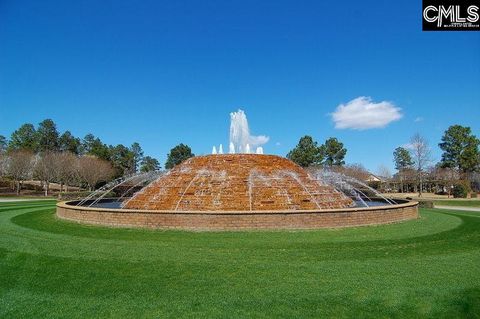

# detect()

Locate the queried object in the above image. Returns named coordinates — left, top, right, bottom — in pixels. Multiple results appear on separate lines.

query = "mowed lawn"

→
left=1, top=201, right=479, bottom=318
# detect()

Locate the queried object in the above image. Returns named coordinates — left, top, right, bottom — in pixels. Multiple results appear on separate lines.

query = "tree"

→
left=59, top=131, right=81, bottom=154
left=109, top=144, right=134, bottom=175
left=410, top=133, right=432, bottom=197
left=0, top=135, right=7, bottom=153
left=52, top=152, right=78, bottom=192
left=81, top=134, right=110, bottom=160
left=287, top=136, right=325, bottom=168
left=76, top=156, right=115, bottom=190
left=165, top=144, right=194, bottom=169
left=393, top=146, right=414, bottom=193
left=5, top=150, right=35, bottom=194
left=8, top=123, right=37, bottom=151
left=323, top=137, right=346, bottom=166
left=439, top=125, right=480, bottom=173
left=34, top=152, right=58, bottom=196
left=140, top=156, right=160, bottom=172
left=130, top=142, right=144, bottom=173
left=334, top=163, right=370, bottom=181
left=36, top=119, right=60, bottom=152
left=393, top=147, right=413, bottom=170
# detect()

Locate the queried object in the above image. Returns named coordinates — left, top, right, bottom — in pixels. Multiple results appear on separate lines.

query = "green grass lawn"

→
left=434, top=199, right=480, bottom=208
left=1, top=201, right=479, bottom=318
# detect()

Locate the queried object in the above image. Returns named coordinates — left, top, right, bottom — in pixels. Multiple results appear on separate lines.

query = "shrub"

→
left=417, top=200, right=434, bottom=208
left=453, top=182, right=472, bottom=198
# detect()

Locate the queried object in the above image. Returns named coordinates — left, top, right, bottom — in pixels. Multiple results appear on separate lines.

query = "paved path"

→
left=0, top=198, right=54, bottom=202
left=434, top=205, right=480, bottom=212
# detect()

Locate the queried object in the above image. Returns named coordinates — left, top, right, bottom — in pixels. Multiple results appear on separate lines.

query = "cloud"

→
left=331, top=96, right=403, bottom=130
left=248, top=135, right=269, bottom=147
left=275, top=142, right=281, bottom=146
left=414, top=117, right=423, bottom=122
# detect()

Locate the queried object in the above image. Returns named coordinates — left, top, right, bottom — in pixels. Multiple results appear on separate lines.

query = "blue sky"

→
left=1, top=0, right=479, bottom=172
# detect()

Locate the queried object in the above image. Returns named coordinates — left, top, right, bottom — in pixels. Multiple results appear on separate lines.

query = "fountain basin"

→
left=56, top=199, right=418, bottom=231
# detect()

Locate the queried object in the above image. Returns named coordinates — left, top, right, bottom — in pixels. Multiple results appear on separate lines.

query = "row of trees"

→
left=0, top=119, right=161, bottom=176
left=0, top=143, right=195, bottom=196
left=392, top=125, right=480, bottom=196
left=285, top=125, right=479, bottom=197
left=0, top=150, right=114, bottom=195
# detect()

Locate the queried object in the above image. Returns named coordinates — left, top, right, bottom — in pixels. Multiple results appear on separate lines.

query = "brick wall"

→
left=56, top=201, right=419, bottom=231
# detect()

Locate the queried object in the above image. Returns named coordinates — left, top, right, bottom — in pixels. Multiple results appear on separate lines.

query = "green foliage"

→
left=393, top=147, right=413, bottom=170
left=8, top=123, right=37, bottom=151
left=130, top=142, right=144, bottom=173
left=287, top=136, right=325, bottom=167
left=439, top=125, right=480, bottom=173
left=36, top=119, right=60, bottom=152
left=165, top=143, right=194, bottom=169
left=2, top=202, right=480, bottom=318
left=59, top=131, right=81, bottom=154
left=452, top=182, right=472, bottom=198
left=140, top=156, right=160, bottom=172
left=324, top=137, right=347, bottom=166
left=109, top=144, right=134, bottom=175
left=82, top=134, right=110, bottom=161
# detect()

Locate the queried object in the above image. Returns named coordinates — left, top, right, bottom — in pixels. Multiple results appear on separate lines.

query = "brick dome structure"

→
left=124, top=154, right=354, bottom=211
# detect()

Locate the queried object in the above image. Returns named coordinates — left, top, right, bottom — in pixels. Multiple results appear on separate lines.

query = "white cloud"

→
left=331, top=96, right=403, bottom=130
left=248, top=135, right=269, bottom=147
left=275, top=142, right=281, bottom=146
left=414, top=117, right=423, bottom=122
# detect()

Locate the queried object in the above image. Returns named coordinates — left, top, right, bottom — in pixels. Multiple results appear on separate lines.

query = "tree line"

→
left=0, top=119, right=161, bottom=176
left=392, top=125, right=479, bottom=197
left=285, top=125, right=480, bottom=197
left=0, top=119, right=178, bottom=195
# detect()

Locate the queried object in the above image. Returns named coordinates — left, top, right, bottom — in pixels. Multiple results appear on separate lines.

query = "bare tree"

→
left=0, top=153, right=7, bottom=178
left=410, top=133, right=432, bottom=197
left=53, top=152, right=77, bottom=192
left=34, top=152, right=58, bottom=196
left=376, top=165, right=392, bottom=179
left=333, top=163, right=370, bottom=181
left=76, top=155, right=114, bottom=190
left=5, top=150, right=35, bottom=195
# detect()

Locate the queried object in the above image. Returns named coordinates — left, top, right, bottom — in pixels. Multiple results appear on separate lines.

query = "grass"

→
left=434, top=199, right=480, bottom=208
left=0, top=201, right=479, bottom=318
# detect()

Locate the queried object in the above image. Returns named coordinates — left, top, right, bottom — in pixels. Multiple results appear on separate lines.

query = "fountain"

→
left=56, top=110, right=418, bottom=230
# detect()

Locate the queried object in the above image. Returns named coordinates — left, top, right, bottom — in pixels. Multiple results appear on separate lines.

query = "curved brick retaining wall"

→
left=56, top=200, right=418, bottom=231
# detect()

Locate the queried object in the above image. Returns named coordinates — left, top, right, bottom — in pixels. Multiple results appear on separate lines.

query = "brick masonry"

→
left=56, top=201, right=419, bottom=231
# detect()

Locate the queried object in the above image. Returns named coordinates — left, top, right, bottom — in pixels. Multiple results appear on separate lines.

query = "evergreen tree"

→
left=59, top=131, right=81, bottom=154
left=140, top=156, right=160, bottom=172
left=110, top=144, right=135, bottom=175
left=439, top=125, right=480, bottom=173
left=286, top=136, right=325, bottom=167
left=324, top=137, right=347, bottom=166
left=165, top=144, right=194, bottom=169
left=8, top=123, right=37, bottom=151
left=130, top=142, right=144, bottom=173
left=82, top=134, right=110, bottom=160
left=393, top=147, right=413, bottom=170
left=36, top=119, right=60, bottom=152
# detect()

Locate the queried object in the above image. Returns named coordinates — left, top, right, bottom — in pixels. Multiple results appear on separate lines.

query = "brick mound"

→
left=124, top=154, right=354, bottom=212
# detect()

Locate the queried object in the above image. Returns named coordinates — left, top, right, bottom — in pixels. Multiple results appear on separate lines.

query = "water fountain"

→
left=57, top=110, right=418, bottom=230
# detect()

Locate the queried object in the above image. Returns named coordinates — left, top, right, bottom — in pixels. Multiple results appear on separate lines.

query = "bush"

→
left=453, top=182, right=471, bottom=198
left=417, top=200, right=434, bottom=208
left=471, top=192, right=478, bottom=198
